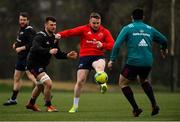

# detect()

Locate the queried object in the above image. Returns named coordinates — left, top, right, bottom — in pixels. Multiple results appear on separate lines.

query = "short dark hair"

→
left=90, top=12, right=101, bottom=19
left=19, top=12, right=29, bottom=20
left=132, top=8, right=143, bottom=20
left=45, top=16, right=56, bottom=23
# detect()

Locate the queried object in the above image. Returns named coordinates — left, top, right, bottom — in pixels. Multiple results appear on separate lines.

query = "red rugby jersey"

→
left=57, top=24, right=114, bottom=57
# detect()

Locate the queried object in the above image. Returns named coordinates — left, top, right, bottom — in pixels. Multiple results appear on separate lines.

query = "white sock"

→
left=73, top=97, right=79, bottom=107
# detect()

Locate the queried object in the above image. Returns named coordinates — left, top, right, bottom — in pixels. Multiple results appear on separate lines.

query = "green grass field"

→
left=0, top=83, right=180, bottom=121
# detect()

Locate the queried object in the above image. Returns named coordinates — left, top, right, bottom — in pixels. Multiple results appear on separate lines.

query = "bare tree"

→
left=170, top=0, right=177, bottom=91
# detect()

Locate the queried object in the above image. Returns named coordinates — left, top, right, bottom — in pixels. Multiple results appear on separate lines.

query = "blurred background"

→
left=0, top=0, right=179, bottom=91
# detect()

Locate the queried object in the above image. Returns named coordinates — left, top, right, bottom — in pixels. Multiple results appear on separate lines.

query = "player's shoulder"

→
left=143, top=23, right=153, bottom=30
left=78, top=25, right=87, bottom=29
left=100, top=25, right=110, bottom=33
left=23, top=26, right=36, bottom=36
left=36, top=31, right=47, bottom=37
left=120, top=24, right=131, bottom=32
left=126, top=23, right=135, bottom=28
left=24, top=25, right=36, bottom=33
left=25, top=25, right=34, bottom=31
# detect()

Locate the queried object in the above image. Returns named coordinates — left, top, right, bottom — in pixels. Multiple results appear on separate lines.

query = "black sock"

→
left=141, top=82, right=157, bottom=107
left=11, top=90, right=19, bottom=100
left=30, top=98, right=36, bottom=105
left=121, top=86, right=139, bottom=110
left=45, top=101, right=52, bottom=107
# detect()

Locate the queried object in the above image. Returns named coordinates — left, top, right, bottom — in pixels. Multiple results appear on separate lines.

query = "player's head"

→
left=89, top=12, right=101, bottom=31
left=19, top=12, right=29, bottom=28
left=45, top=16, right=56, bottom=34
left=132, top=8, right=144, bottom=20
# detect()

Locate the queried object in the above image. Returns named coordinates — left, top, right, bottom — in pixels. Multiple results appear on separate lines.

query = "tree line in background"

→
left=0, top=0, right=179, bottom=90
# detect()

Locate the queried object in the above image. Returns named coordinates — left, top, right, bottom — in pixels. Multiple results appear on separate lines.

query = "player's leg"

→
left=119, top=64, right=142, bottom=117
left=92, top=59, right=105, bottom=72
left=37, top=72, right=58, bottom=112
left=26, top=84, right=43, bottom=111
left=3, top=69, right=24, bottom=106
left=25, top=70, right=37, bottom=84
left=25, top=67, right=44, bottom=111
left=139, top=67, right=159, bottom=116
left=92, top=59, right=107, bottom=93
left=69, top=69, right=89, bottom=113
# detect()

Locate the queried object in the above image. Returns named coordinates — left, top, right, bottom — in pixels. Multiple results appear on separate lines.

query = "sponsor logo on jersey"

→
left=138, top=39, right=148, bottom=47
left=86, top=38, right=97, bottom=44
left=133, top=32, right=150, bottom=37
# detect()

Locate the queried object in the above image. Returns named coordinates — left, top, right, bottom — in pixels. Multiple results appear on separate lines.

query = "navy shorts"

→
left=26, top=65, right=46, bottom=78
left=78, top=56, right=104, bottom=70
left=15, top=58, right=27, bottom=71
left=121, top=64, right=151, bottom=80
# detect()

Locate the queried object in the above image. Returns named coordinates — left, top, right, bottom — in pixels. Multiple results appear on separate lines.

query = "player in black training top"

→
left=3, top=12, right=37, bottom=106
left=25, top=16, right=77, bottom=112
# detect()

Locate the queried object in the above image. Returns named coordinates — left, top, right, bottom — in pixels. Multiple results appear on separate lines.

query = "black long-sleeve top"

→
left=15, top=25, right=36, bottom=60
left=27, top=30, right=68, bottom=68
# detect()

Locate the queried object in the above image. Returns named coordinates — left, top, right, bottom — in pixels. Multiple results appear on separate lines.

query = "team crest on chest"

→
left=140, top=29, right=144, bottom=33
left=98, top=32, right=103, bottom=38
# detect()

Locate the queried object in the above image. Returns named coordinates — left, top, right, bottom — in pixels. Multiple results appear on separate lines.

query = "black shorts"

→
left=121, top=64, right=151, bottom=80
left=78, top=56, right=104, bottom=70
left=15, top=58, right=27, bottom=71
left=26, top=65, right=46, bottom=78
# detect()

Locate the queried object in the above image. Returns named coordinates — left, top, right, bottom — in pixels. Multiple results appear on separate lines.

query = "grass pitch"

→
left=0, top=83, right=180, bottom=121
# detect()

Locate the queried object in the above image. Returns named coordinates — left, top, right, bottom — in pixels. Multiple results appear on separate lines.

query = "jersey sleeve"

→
left=110, top=26, right=128, bottom=61
left=57, top=25, right=84, bottom=38
left=152, top=27, right=168, bottom=50
left=102, top=30, right=114, bottom=50
left=24, top=27, right=36, bottom=50
left=53, top=42, right=68, bottom=59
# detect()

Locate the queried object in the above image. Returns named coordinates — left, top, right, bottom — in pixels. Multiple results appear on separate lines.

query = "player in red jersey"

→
left=56, top=12, right=114, bottom=113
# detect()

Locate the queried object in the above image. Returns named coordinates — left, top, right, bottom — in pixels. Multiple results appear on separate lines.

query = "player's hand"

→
left=96, top=41, right=103, bottom=49
left=67, top=51, right=78, bottom=59
left=49, top=48, right=58, bottom=55
left=15, top=46, right=25, bottom=53
left=160, top=49, right=168, bottom=59
left=54, top=34, right=61, bottom=43
left=12, top=42, right=16, bottom=50
left=108, top=60, right=114, bottom=70
left=55, top=34, right=61, bottom=40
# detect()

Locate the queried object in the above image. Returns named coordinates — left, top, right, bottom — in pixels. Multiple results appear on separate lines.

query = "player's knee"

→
left=46, top=83, right=52, bottom=89
left=119, top=81, right=126, bottom=88
left=39, top=74, right=52, bottom=87
left=76, top=80, right=85, bottom=88
left=119, top=76, right=129, bottom=88
left=14, top=76, right=21, bottom=83
left=140, top=78, right=148, bottom=84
